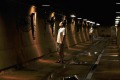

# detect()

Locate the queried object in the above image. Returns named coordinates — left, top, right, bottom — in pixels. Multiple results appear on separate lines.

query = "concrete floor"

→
left=92, top=43, right=120, bottom=80
left=0, top=38, right=119, bottom=80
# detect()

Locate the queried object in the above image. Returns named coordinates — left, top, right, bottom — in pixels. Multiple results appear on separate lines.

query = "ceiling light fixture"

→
left=116, top=16, right=120, bottom=18
left=116, top=12, right=120, bottom=14
left=116, top=3, right=120, bottom=4
left=41, top=4, right=51, bottom=7
left=70, top=14, right=76, bottom=18
left=77, top=18, right=82, bottom=19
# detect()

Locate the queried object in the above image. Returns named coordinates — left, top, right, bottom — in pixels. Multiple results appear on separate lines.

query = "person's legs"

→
left=59, top=44, right=65, bottom=63
left=56, top=43, right=61, bottom=63
left=60, top=53, right=64, bottom=63
left=56, top=43, right=65, bottom=63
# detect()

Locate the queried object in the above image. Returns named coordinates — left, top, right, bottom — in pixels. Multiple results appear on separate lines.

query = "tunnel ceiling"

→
left=2, top=0, right=120, bottom=26
left=32, top=0, right=119, bottom=26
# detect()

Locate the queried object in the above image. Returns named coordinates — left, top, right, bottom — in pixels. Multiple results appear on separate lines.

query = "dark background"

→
left=2, top=0, right=120, bottom=26
left=35, top=0, right=120, bottom=26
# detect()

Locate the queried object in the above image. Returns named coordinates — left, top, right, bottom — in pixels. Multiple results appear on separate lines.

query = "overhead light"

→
left=77, top=18, right=82, bottom=19
left=96, top=23, right=100, bottom=26
left=83, top=19, right=87, bottom=21
left=115, top=20, right=119, bottom=25
left=115, top=24, right=118, bottom=26
left=116, top=12, right=120, bottom=14
left=41, top=4, right=51, bottom=7
left=115, top=18, right=120, bottom=21
left=87, top=20, right=90, bottom=23
left=70, top=14, right=76, bottom=18
left=116, top=16, right=120, bottom=18
left=116, top=3, right=120, bottom=4
left=92, top=22, right=95, bottom=24
left=89, top=21, right=93, bottom=24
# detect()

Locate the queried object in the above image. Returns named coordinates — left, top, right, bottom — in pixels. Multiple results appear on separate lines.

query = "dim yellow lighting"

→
left=51, top=12, right=55, bottom=17
left=110, top=55, right=119, bottom=56
left=29, top=5, right=36, bottom=15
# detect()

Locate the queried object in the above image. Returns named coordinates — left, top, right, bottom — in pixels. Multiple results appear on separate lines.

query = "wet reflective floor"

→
left=0, top=38, right=119, bottom=80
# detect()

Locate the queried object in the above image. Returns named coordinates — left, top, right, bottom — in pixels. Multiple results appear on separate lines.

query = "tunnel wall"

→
left=117, top=26, right=120, bottom=46
left=0, top=1, right=58, bottom=70
left=97, top=26, right=111, bottom=37
left=0, top=13, right=17, bottom=69
left=74, top=25, right=81, bottom=44
left=66, top=20, right=77, bottom=47
left=79, top=23, right=86, bottom=43
left=0, top=1, right=97, bottom=70
left=85, top=24, right=90, bottom=41
left=66, top=19, right=90, bottom=48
